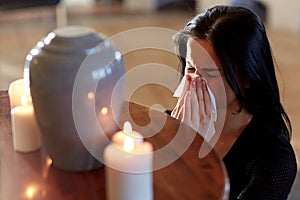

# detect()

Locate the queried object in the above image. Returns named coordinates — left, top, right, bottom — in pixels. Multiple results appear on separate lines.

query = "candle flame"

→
left=47, top=157, right=52, bottom=166
left=21, top=95, right=32, bottom=106
left=123, top=121, right=132, bottom=134
left=21, top=95, right=28, bottom=106
left=123, top=136, right=134, bottom=152
left=101, top=107, right=108, bottom=115
left=87, top=92, right=95, bottom=100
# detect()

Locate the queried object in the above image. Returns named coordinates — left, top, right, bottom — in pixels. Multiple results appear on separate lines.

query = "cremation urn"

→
left=27, top=26, right=125, bottom=171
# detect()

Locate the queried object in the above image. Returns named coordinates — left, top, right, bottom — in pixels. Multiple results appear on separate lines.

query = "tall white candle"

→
left=104, top=121, right=153, bottom=200
left=11, top=95, right=41, bottom=152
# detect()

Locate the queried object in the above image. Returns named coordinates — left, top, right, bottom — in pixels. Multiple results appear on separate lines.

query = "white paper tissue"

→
left=173, top=75, right=217, bottom=141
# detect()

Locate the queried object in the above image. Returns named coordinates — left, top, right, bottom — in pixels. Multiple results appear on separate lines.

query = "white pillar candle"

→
left=11, top=95, right=41, bottom=152
left=104, top=121, right=153, bottom=200
left=8, top=79, right=25, bottom=109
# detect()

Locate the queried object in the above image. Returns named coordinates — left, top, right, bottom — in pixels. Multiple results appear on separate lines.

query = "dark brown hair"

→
left=174, top=5, right=292, bottom=139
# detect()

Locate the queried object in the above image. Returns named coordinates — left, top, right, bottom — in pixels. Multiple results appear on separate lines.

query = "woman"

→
left=171, top=5, right=297, bottom=199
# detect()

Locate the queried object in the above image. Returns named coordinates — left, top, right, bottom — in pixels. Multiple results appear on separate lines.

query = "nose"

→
left=185, top=67, right=199, bottom=80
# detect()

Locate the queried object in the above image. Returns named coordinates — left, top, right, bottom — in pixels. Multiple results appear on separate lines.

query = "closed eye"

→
left=199, top=67, right=222, bottom=78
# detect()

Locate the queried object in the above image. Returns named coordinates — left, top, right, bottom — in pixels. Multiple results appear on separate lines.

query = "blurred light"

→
left=123, top=136, right=134, bottom=152
left=42, top=156, right=53, bottom=179
left=47, top=157, right=52, bottom=166
left=26, top=54, right=33, bottom=62
left=25, top=185, right=38, bottom=199
left=101, top=107, right=108, bottom=115
left=37, top=41, right=44, bottom=48
left=21, top=95, right=28, bottom=106
left=85, top=48, right=93, bottom=55
left=92, top=68, right=106, bottom=80
left=115, top=51, right=122, bottom=61
left=87, top=92, right=95, bottom=100
left=104, top=41, right=110, bottom=47
left=106, top=67, right=112, bottom=75
left=30, top=48, right=39, bottom=56
left=44, top=32, right=55, bottom=45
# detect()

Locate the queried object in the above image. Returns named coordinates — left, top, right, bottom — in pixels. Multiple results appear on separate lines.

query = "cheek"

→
left=207, top=78, right=234, bottom=110
left=224, top=83, right=236, bottom=107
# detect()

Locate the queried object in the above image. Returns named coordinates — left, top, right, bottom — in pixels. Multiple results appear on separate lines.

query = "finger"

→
left=185, top=74, right=192, bottom=84
left=190, top=80, right=199, bottom=126
left=171, top=99, right=182, bottom=119
left=182, top=91, right=191, bottom=123
left=176, top=105, right=184, bottom=120
left=172, top=89, right=187, bottom=118
left=171, top=104, right=179, bottom=118
left=173, top=103, right=184, bottom=120
left=196, top=77, right=205, bottom=115
left=172, top=78, right=192, bottom=119
left=177, top=75, right=191, bottom=99
left=202, top=79, right=212, bottom=118
left=172, top=92, right=189, bottom=119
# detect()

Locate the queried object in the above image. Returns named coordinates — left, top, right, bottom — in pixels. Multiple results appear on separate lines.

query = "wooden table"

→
left=0, top=90, right=229, bottom=200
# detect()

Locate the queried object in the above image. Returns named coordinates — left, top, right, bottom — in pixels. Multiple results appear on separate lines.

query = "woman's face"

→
left=185, top=37, right=239, bottom=113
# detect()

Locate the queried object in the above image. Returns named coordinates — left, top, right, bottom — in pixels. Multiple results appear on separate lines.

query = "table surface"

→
left=0, top=90, right=229, bottom=200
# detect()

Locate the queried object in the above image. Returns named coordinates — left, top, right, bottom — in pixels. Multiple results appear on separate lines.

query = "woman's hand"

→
left=171, top=75, right=214, bottom=139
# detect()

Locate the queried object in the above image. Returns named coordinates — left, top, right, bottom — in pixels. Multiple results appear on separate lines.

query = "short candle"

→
left=11, top=95, right=41, bottom=152
left=104, top=121, right=153, bottom=200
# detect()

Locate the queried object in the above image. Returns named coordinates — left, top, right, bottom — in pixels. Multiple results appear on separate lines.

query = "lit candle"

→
left=111, top=121, right=143, bottom=146
left=8, top=79, right=25, bottom=108
left=11, top=95, right=41, bottom=152
left=104, top=121, right=153, bottom=200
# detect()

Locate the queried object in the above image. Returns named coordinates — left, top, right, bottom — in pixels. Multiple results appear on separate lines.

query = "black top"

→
left=223, top=116, right=297, bottom=200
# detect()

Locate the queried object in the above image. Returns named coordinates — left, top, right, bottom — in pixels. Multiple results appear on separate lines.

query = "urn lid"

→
left=54, top=26, right=96, bottom=38
left=42, top=26, right=104, bottom=53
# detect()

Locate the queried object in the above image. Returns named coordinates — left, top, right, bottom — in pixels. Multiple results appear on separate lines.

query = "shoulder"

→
left=237, top=136, right=297, bottom=199
left=252, top=117, right=295, bottom=159
left=237, top=116, right=297, bottom=173
left=227, top=116, right=298, bottom=199
left=236, top=115, right=293, bottom=154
